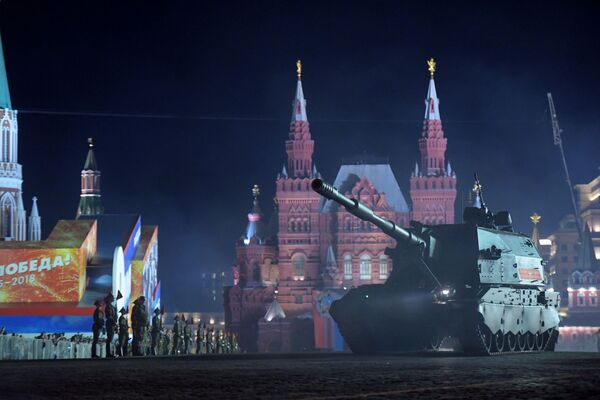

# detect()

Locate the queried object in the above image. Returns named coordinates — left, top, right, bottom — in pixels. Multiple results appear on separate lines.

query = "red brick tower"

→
left=410, top=59, right=457, bottom=224
left=275, top=60, right=322, bottom=316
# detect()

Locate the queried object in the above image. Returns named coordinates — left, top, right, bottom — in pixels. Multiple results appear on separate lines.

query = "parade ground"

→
left=0, top=352, right=598, bottom=399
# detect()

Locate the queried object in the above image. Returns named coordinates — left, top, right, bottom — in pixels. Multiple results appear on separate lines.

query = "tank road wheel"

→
left=526, top=333, right=535, bottom=351
left=476, top=323, right=494, bottom=354
left=535, top=332, right=544, bottom=350
left=494, top=331, right=505, bottom=353
left=506, top=333, right=517, bottom=352
left=430, top=333, right=442, bottom=351
left=517, top=333, right=527, bottom=351
left=544, top=328, right=558, bottom=352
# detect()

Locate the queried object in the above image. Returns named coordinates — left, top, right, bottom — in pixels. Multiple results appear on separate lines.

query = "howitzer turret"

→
left=312, top=177, right=560, bottom=355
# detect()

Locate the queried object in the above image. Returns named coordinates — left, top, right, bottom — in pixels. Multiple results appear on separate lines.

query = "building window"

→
left=577, top=292, right=585, bottom=306
left=561, top=256, right=568, bottom=263
left=379, top=255, right=388, bottom=280
left=295, top=295, right=303, bottom=304
left=591, top=292, right=597, bottom=306
left=0, top=194, right=14, bottom=238
left=360, top=254, right=372, bottom=280
left=344, top=255, right=352, bottom=280
left=2, top=126, right=9, bottom=162
left=293, top=255, right=305, bottom=279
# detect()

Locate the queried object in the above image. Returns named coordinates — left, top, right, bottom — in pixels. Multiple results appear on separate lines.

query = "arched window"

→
left=252, top=263, right=261, bottom=282
left=345, top=218, right=352, bottom=231
left=360, top=254, right=372, bottom=280
left=303, top=218, right=309, bottom=232
left=590, top=291, right=598, bottom=307
left=344, top=254, right=352, bottom=280
left=293, top=255, right=305, bottom=279
left=432, top=181, right=437, bottom=189
left=2, top=122, right=10, bottom=162
left=379, top=255, right=389, bottom=280
left=0, top=193, right=15, bottom=238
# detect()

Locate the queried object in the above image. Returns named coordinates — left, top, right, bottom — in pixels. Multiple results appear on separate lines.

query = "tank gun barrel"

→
left=311, top=179, right=426, bottom=248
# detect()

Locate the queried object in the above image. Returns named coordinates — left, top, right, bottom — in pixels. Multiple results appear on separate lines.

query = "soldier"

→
left=164, top=329, right=172, bottom=355
left=151, top=308, right=162, bottom=355
left=117, top=307, right=129, bottom=357
left=184, top=317, right=193, bottom=354
left=131, top=296, right=148, bottom=356
left=91, top=300, right=104, bottom=358
left=172, top=314, right=182, bottom=355
left=195, top=320, right=203, bottom=355
left=207, top=326, right=215, bottom=354
left=104, top=292, right=117, bottom=358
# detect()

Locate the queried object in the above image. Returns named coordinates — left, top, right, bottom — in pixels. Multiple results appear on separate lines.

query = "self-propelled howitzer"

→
left=311, top=178, right=560, bottom=355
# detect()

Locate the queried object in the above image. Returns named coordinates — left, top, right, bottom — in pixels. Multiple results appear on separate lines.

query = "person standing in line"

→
left=117, top=307, right=129, bottom=357
left=151, top=308, right=162, bottom=356
left=172, top=314, right=182, bottom=355
left=91, top=300, right=105, bottom=358
left=131, top=296, right=148, bottom=356
left=104, top=292, right=117, bottom=358
left=184, top=317, right=193, bottom=355
left=195, top=320, right=203, bottom=355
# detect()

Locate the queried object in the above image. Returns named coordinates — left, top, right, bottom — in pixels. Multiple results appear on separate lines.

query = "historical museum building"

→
left=224, top=60, right=457, bottom=352
left=0, top=35, right=41, bottom=241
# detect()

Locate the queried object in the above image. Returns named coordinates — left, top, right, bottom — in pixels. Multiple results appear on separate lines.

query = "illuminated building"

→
left=225, top=59, right=457, bottom=352
left=0, top=34, right=41, bottom=241
left=545, top=172, right=600, bottom=351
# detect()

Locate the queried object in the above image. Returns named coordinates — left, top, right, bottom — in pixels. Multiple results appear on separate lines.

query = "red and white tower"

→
left=410, top=59, right=457, bottom=224
left=275, top=60, right=322, bottom=316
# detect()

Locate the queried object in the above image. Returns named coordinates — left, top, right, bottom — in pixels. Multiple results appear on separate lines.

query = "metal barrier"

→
left=0, top=336, right=96, bottom=360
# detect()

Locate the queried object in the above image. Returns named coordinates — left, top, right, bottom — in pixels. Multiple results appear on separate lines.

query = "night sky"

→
left=0, top=1, right=598, bottom=311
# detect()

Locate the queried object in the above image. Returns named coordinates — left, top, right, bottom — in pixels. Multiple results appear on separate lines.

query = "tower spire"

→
left=28, top=196, right=41, bottom=241
left=0, top=34, right=11, bottom=110
left=424, top=58, right=440, bottom=121
left=243, top=185, right=266, bottom=245
left=286, top=60, right=314, bottom=178
left=292, top=60, right=308, bottom=122
left=77, top=137, right=103, bottom=217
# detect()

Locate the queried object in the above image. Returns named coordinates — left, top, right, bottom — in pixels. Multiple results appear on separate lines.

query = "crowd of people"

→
left=91, top=293, right=239, bottom=358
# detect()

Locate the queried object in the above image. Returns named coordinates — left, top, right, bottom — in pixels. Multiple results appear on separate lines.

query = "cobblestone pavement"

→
left=0, top=352, right=598, bottom=399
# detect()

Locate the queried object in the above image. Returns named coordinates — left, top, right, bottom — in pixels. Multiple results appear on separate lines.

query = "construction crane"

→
left=547, top=92, right=583, bottom=242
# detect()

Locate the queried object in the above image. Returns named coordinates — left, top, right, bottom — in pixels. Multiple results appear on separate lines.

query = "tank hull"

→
left=330, top=284, right=560, bottom=355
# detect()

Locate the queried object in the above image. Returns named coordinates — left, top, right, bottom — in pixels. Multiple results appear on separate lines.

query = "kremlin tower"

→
left=274, top=60, right=323, bottom=317
left=0, top=34, right=41, bottom=241
left=77, top=138, right=104, bottom=218
left=410, top=58, right=457, bottom=224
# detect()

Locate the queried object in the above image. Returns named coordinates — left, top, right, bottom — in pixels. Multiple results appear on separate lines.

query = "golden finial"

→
left=530, top=213, right=541, bottom=225
left=427, top=58, right=436, bottom=78
left=472, top=181, right=481, bottom=193
left=252, top=184, right=260, bottom=198
left=296, top=60, right=302, bottom=79
left=87, top=137, right=94, bottom=148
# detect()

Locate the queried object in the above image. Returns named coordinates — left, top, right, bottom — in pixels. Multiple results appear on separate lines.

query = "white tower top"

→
left=424, top=58, right=441, bottom=121
left=291, top=60, right=308, bottom=122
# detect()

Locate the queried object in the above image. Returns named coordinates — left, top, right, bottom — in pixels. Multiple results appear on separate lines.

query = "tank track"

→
left=459, top=318, right=559, bottom=356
